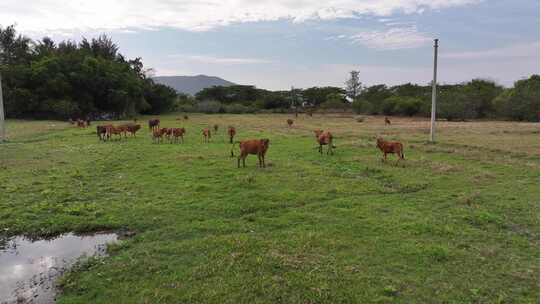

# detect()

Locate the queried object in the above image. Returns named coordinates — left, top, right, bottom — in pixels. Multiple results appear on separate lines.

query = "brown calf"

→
left=126, top=124, right=141, bottom=137
left=227, top=126, right=236, bottom=144
left=385, top=117, right=391, bottom=125
left=314, top=129, right=335, bottom=155
left=97, top=125, right=111, bottom=141
left=148, top=119, right=160, bottom=131
left=152, top=128, right=167, bottom=143
left=76, top=119, right=87, bottom=128
left=106, top=125, right=125, bottom=140
left=287, top=119, right=294, bottom=127
left=376, top=137, right=404, bottom=161
left=231, top=139, right=270, bottom=168
left=202, top=128, right=211, bottom=143
left=172, top=128, right=186, bottom=143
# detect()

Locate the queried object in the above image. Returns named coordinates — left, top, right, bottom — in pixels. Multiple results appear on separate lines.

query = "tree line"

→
left=0, top=25, right=177, bottom=119
left=2, top=25, right=539, bottom=121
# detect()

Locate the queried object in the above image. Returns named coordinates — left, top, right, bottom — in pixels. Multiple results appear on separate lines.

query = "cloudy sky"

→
left=2, top=0, right=539, bottom=90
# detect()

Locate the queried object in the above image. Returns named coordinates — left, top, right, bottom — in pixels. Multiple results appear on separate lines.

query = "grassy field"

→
left=1, top=114, right=539, bottom=303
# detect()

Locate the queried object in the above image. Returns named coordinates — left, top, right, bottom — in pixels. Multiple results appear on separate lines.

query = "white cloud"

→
left=342, top=26, right=432, bottom=50
left=0, top=0, right=482, bottom=33
left=441, top=42, right=540, bottom=60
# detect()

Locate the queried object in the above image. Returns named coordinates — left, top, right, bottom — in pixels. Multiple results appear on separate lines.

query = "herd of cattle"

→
left=72, top=116, right=404, bottom=167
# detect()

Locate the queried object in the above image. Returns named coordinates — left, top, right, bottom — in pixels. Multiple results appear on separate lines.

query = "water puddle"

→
left=0, top=232, right=118, bottom=304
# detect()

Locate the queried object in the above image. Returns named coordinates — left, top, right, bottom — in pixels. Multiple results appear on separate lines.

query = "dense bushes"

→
left=351, top=78, right=540, bottom=121
left=493, top=75, right=540, bottom=121
left=1, top=25, right=176, bottom=119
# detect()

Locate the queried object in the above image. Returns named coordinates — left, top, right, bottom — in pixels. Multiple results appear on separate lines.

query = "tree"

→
left=345, top=70, right=362, bottom=99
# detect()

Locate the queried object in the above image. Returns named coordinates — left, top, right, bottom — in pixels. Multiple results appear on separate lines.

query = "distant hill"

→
left=153, top=75, right=236, bottom=95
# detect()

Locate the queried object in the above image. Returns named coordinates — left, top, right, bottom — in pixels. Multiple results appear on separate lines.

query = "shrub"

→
left=352, top=98, right=370, bottom=114
left=223, top=103, right=256, bottom=114
left=196, top=101, right=223, bottom=114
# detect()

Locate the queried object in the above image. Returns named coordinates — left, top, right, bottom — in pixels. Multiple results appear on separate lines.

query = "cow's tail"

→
left=230, top=141, right=239, bottom=157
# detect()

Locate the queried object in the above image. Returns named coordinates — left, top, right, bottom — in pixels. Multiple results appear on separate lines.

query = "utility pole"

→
left=430, top=38, right=439, bottom=143
left=0, top=72, right=5, bottom=143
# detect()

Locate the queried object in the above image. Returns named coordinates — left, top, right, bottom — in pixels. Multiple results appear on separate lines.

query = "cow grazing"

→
left=227, top=126, right=236, bottom=144
left=314, top=129, right=335, bottom=155
left=287, top=119, right=294, bottom=127
left=385, top=117, right=391, bottom=125
left=148, top=119, right=160, bottom=131
left=172, top=128, right=186, bottom=143
left=214, top=124, right=219, bottom=133
left=376, top=137, right=404, bottom=161
left=202, top=128, right=211, bottom=143
left=231, top=139, right=270, bottom=168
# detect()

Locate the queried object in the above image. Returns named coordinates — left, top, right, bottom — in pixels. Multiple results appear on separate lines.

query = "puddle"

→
left=0, top=233, right=118, bottom=304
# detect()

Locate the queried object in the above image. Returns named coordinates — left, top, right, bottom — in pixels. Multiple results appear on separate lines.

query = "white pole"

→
left=0, top=72, right=5, bottom=143
left=430, top=39, right=439, bottom=143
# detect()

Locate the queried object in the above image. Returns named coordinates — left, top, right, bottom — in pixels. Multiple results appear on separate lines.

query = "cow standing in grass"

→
left=314, top=129, right=335, bottom=155
left=148, top=119, right=160, bottom=131
left=203, top=128, right=211, bottom=143
left=214, top=124, right=219, bottom=133
left=227, top=126, right=236, bottom=144
left=126, top=124, right=141, bottom=137
left=172, top=128, right=186, bottom=143
left=231, top=139, right=270, bottom=168
left=152, top=128, right=166, bottom=143
left=97, top=125, right=111, bottom=141
left=376, top=137, right=404, bottom=161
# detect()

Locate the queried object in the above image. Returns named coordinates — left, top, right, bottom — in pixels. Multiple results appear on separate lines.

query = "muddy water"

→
left=0, top=233, right=118, bottom=304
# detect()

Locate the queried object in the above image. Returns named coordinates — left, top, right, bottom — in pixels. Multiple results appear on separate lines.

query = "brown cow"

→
left=126, top=124, right=141, bottom=137
left=202, top=128, right=211, bottom=143
left=106, top=125, right=124, bottom=140
left=97, top=125, right=111, bottom=141
left=376, top=137, right=404, bottom=161
left=76, top=119, right=87, bottom=128
left=172, top=127, right=186, bottom=143
left=184, top=115, right=189, bottom=120
left=148, top=119, right=160, bottom=131
left=314, top=129, right=335, bottom=155
left=227, top=126, right=236, bottom=144
left=152, top=128, right=167, bottom=143
left=287, top=119, right=294, bottom=127
left=214, top=124, right=219, bottom=133
left=231, top=139, right=270, bottom=168
left=162, top=128, right=173, bottom=143
left=385, top=117, right=392, bottom=125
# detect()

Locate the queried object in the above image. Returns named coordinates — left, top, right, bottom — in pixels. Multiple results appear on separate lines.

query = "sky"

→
left=1, top=0, right=539, bottom=90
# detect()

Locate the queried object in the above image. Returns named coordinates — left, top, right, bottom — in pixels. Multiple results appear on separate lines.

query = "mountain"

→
left=153, top=75, right=236, bottom=95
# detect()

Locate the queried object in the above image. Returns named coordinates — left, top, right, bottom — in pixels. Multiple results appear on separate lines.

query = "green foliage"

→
left=302, top=87, right=346, bottom=107
left=493, top=75, right=540, bottom=121
left=196, top=100, right=223, bottom=113
left=320, top=93, right=349, bottom=110
left=0, top=25, right=175, bottom=119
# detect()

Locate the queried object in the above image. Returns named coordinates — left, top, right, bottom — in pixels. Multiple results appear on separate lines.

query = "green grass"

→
left=1, top=114, right=539, bottom=303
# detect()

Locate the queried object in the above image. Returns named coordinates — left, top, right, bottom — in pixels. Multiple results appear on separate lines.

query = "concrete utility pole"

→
left=0, top=72, right=5, bottom=143
left=430, top=38, right=439, bottom=143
